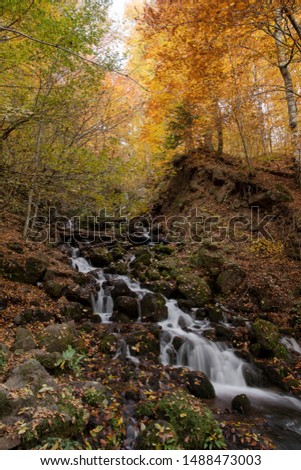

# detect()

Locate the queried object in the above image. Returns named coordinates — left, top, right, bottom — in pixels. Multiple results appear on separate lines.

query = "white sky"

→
left=110, top=0, right=128, bottom=19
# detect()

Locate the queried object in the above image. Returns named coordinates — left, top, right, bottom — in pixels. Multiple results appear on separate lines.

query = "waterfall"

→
left=70, top=248, right=301, bottom=443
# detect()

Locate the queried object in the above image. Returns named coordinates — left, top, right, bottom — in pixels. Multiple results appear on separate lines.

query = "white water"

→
left=281, top=336, right=301, bottom=355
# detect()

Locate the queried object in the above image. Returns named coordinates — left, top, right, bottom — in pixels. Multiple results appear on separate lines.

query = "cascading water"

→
left=70, top=248, right=301, bottom=448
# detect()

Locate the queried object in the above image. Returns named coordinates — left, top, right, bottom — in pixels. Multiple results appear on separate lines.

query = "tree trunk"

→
left=274, top=8, right=301, bottom=186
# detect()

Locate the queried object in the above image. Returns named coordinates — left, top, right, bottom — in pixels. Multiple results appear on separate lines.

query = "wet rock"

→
left=207, top=305, right=224, bottom=323
left=140, top=293, right=168, bottom=323
left=111, top=297, right=139, bottom=322
left=231, top=394, right=251, bottom=415
left=254, top=362, right=290, bottom=391
left=216, top=265, right=246, bottom=294
left=172, top=336, right=185, bottom=351
left=177, top=299, right=195, bottom=313
left=11, top=327, right=36, bottom=352
left=105, top=279, right=137, bottom=300
left=215, top=324, right=234, bottom=340
left=37, top=322, right=75, bottom=353
left=5, top=359, right=57, bottom=392
left=65, top=283, right=94, bottom=307
left=185, top=370, right=215, bottom=399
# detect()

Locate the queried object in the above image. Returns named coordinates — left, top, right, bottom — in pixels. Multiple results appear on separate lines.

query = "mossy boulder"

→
left=135, top=420, right=178, bottom=450
left=4, top=359, right=57, bottom=392
left=177, top=273, right=211, bottom=307
left=191, top=249, right=224, bottom=271
left=185, top=370, right=215, bottom=399
left=34, top=350, right=62, bottom=370
left=231, top=394, right=251, bottom=415
left=140, top=293, right=168, bottom=323
left=43, top=280, right=65, bottom=299
left=87, top=247, right=113, bottom=267
left=11, top=327, right=36, bottom=352
left=0, top=254, right=48, bottom=284
left=133, top=252, right=152, bottom=268
left=38, top=323, right=76, bottom=353
left=251, top=319, right=288, bottom=358
left=155, top=390, right=224, bottom=450
left=105, top=279, right=137, bottom=300
left=216, top=265, right=246, bottom=294
left=25, top=256, right=49, bottom=284
left=61, top=302, right=88, bottom=322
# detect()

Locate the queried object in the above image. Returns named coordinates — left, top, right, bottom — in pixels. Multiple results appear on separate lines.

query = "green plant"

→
left=55, top=345, right=85, bottom=375
left=204, top=429, right=226, bottom=450
left=40, top=438, right=82, bottom=450
left=83, top=387, right=105, bottom=407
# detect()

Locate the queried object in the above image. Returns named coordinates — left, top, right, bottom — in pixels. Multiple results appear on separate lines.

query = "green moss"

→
left=0, top=350, right=7, bottom=374
left=138, top=390, right=224, bottom=450
left=252, top=319, right=288, bottom=358
left=83, top=387, right=106, bottom=407
left=177, top=273, right=211, bottom=307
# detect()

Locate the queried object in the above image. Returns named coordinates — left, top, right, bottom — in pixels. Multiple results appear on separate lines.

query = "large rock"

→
left=87, top=247, right=113, bottom=267
left=104, top=279, right=137, bottom=300
left=185, top=370, right=215, bottom=399
left=14, top=308, right=52, bottom=325
left=140, top=293, right=168, bottom=323
left=216, top=265, right=246, bottom=294
left=232, top=394, right=251, bottom=415
left=0, top=254, right=49, bottom=284
left=111, top=297, right=139, bottom=322
left=37, top=322, right=75, bottom=353
left=251, top=319, right=287, bottom=358
left=176, top=273, right=211, bottom=307
left=25, top=256, right=49, bottom=284
left=11, top=327, right=36, bottom=352
left=61, top=301, right=89, bottom=321
left=43, top=280, right=65, bottom=299
left=4, top=359, right=57, bottom=392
